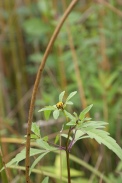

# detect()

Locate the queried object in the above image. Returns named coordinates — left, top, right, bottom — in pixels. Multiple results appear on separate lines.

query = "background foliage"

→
left=0, top=0, right=122, bottom=182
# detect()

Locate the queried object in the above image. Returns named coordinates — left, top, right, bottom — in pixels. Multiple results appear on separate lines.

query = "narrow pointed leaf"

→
left=38, top=106, right=55, bottom=112
left=65, top=101, right=73, bottom=105
left=79, top=104, right=93, bottom=119
left=77, top=121, right=108, bottom=131
left=82, top=121, right=108, bottom=128
left=73, top=112, right=78, bottom=118
left=31, top=122, right=40, bottom=137
left=64, top=110, right=74, bottom=120
left=44, top=110, right=51, bottom=120
left=54, top=134, right=60, bottom=144
left=30, top=134, right=39, bottom=139
left=84, top=117, right=92, bottom=121
left=59, top=91, right=65, bottom=102
left=36, top=139, right=57, bottom=151
left=66, top=121, right=76, bottom=126
left=77, top=135, right=90, bottom=140
left=53, top=109, right=59, bottom=119
left=29, top=152, right=49, bottom=175
left=75, top=130, right=85, bottom=141
left=85, top=129, right=122, bottom=160
left=41, top=177, right=49, bottom=183
left=66, top=91, right=77, bottom=102
left=79, top=112, right=85, bottom=121
left=0, top=148, right=46, bottom=172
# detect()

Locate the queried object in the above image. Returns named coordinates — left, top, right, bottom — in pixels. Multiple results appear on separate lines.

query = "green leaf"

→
left=84, top=117, right=92, bottom=121
left=44, top=110, right=51, bottom=120
left=79, top=104, right=93, bottom=120
left=59, top=91, right=65, bottom=102
left=77, top=121, right=108, bottom=131
left=38, top=106, right=55, bottom=112
left=82, top=104, right=93, bottom=114
left=64, top=110, right=75, bottom=120
left=74, top=130, right=90, bottom=142
left=41, top=177, right=49, bottom=183
left=75, top=130, right=85, bottom=141
left=31, top=122, right=40, bottom=137
left=0, top=148, right=46, bottom=172
left=76, top=135, right=90, bottom=141
left=81, top=121, right=108, bottom=130
left=54, top=134, right=60, bottom=144
left=66, top=120, right=76, bottom=126
left=30, top=134, right=39, bottom=139
left=53, top=109, right=59, bottom=119
left=36, top=139, right=57, bottom=151
left=79, top=112, right=85, bottom=121
left=65, top=101, right=73, bottom=105
left=84, top=129, right=122, bottom=160
left=42, top=136, right=48, bottom=142
left=73, top=112, right=78, bottom=118
left=29, top=152, right=49, bottom=175
left=66, top=91, right=77, bottom=102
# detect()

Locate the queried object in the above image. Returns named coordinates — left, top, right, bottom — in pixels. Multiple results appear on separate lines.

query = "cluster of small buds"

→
left=56, top=102, right=64, bottom=109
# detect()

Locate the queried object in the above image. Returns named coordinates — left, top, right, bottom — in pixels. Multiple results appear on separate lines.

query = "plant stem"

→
left=65, top=127, right=72, bottom=183
left=25, top=1, right=79, bottom=182
left=65, top=125, right=77, bottom=182
left=65, top=150, right=71, bottom=183
left=68, top=128, right=77, bottom=151
left=47, top=141, right=65, bottom=150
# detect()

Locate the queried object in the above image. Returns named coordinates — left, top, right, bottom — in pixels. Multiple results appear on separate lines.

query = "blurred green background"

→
left=0, top=0, right=122, bottom=182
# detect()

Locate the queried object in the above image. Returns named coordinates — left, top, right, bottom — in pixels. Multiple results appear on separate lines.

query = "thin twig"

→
left=25, top=1, right=79, bottom=182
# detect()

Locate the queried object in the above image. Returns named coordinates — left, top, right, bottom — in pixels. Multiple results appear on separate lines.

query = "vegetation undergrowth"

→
left=1, top=0, right=122, bottom=183
left=1, top=91, right=122, bottom=183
